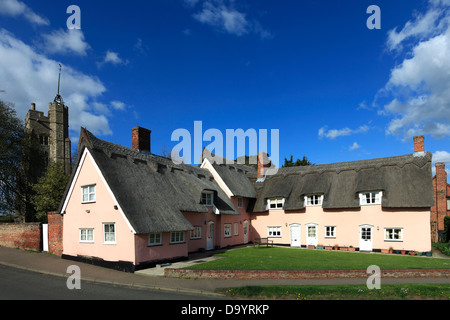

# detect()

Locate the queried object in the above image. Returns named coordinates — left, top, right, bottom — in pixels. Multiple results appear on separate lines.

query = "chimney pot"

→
left=31, top=103, right=36, bottom=111
left=132, top=126, right=151, bottom=153
left=413, top=135, right=424, bottom=153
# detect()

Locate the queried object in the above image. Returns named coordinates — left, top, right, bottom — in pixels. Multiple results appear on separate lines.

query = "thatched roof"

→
left=62, top=128, right=239, bottom=234
left=251, top=153, right=434, bottom=212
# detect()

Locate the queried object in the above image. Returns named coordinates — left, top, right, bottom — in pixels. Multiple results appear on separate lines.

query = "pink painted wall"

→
left=134, top=233, right=187, bottom=264
left=251, top=205, right=431, bottom=252
left=182, top=198, right=251, bottom=252
left=62, top=150, right=136, bottom=263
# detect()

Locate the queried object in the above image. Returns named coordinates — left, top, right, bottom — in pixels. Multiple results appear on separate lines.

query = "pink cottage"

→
left=59, top=128, right=434, bottom=272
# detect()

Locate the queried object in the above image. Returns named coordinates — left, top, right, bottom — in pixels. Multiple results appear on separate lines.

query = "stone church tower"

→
left=24, top=66, right=72, bottom=175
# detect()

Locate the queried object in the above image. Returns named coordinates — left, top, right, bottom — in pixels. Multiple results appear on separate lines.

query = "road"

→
left=0, top=264, right=225, bottom=300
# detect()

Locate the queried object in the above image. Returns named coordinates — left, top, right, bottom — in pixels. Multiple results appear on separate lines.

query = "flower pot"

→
left=325, top=246, right=332, bottom=250
left=340, top=247, right=348, bottom=251
left=381, top=249, right=389, bottom=254
left=348, top=247, right=356, bottom=252
left=401, top=250, right=406, bottom=255
left=307, top=245, right=315, bottom=249
left=316, top=246, right=324, bottom=249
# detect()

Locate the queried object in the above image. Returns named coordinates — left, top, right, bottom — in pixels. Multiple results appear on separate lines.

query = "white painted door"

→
left=360, top=225, right=373, bottom=251
left=306, top=224, right=318, bottom=246
left=290, top=224, right=301, bottom=247
left=207, top=222, right=214, bottom=250
left=243, top=220, right=248, bottom=244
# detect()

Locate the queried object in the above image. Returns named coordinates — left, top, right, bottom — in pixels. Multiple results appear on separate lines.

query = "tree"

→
left=31, top=161, right=69, bottom=222
left=0, top=101, right=24, bottom=214
left=282, top=155, right=313, bottom=167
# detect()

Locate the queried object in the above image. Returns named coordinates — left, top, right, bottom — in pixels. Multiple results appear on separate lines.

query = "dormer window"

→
left=305, top=195, right=323, bottom=206
left=267, top=198, right=284, bottom=209
left=359, top=191, right=382, bottom=205
left=201, top=191, right=214, bottom=206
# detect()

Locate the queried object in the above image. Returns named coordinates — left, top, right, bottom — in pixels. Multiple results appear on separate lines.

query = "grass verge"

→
left=218, top=283, right=450, bottom=300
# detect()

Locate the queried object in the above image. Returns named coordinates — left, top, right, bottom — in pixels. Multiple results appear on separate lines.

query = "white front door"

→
left=360, top=225, right=373, bottom=251
left=243, top=220, right=248, bottom=244
left=290, top=224, right=301, bottom=247
left=306, top=224, right=318, bottom=246
left=207, top=222, right=214, bottom=250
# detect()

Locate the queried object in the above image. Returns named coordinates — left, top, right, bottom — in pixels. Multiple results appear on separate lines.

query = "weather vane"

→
left=54, top=64, right=63, bottom=103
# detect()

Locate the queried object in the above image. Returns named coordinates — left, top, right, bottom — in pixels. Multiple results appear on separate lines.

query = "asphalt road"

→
left=0, top=264, right=225, bottom=300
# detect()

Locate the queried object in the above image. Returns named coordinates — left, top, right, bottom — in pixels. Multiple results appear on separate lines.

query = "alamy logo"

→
left=66, top=265, right=81, bottom=290
left=366, top=265, right=381, bottom=290
left=67, top=5, right=81, bottom=30
left=171, top=121, right=279, bottom=175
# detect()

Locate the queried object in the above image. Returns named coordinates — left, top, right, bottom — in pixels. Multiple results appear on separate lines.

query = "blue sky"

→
left=0, top=0, right=449, bottom=174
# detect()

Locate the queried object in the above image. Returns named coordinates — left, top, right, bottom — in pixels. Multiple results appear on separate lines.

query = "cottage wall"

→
left=62, top=150, right=136, bottom=264
left=251, top=205, right=431, bottom=252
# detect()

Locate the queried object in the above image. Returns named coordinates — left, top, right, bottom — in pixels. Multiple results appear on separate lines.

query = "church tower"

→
left=25, top=64, right=72, bottom=175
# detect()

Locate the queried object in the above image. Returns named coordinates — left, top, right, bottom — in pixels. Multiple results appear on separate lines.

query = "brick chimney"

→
left=257, top=152, right=271, bottom=179
left=132, top=126, right=151, bottom=153
left=434, top=162, right=448, bottom=242
left=414, top=135, right=424, bottom=153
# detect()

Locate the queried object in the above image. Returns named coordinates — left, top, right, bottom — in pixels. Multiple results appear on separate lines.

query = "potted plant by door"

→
left=389, top=247, right=393, bottom=254
left=333, top=244, right=339, bottom=250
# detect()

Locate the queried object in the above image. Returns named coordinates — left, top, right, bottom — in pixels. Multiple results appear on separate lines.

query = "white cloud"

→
left=97, top=50, right=129, bottom=67
left=379, top=0, right=450, bottom=140
left=0, top=0, right=49, bottom=26
left=349, top=142, right=361, bottom=151
left=110, top=100, right=126, bottom=110
left=0, top=28, right=113, bottom=137
left=318, top=125, right=370, bottom=140
left=191, top=0, right=272, bottom=39
left=41, top=29, right=90, bottom=56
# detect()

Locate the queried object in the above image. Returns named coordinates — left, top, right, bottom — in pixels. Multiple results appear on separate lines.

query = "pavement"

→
left=0, top=245, right=449, bottom=298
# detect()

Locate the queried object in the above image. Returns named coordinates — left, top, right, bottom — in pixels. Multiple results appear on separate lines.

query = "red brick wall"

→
left=165, top=268, right=450, bottom=280
left=0, top=222, right=41, bottom=251
left=48, top=212, right=63, bottom=255
left=432, top=162, right=449, bottom=242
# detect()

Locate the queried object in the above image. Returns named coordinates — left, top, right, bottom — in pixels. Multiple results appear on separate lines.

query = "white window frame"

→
left=384, top=227, right=403, bottom=242
left=148, top=232, right=162, bottom=246
left=325, top=226, right=336, bottom=238
left=201, top=191, right=214, bottom=206
left=267, top=198, right=285, bottom=210
left=190, top=226, right=202, bottom=239
left=237, top=197, right=243, bottom=208
left=234, top=222, right=239, bottom=236
left=79, top=228, right=94, bottom=243
left=81, top=185, right=96, bottom=203
left=170, top=231, right=185, bottom=244
left=268, top=226, right=282, bottom=237
left=224, top=224, right=232, bottom=238
left=359, top=191, right=382, bottom=205
left=103, top=223, right=116, bottom=244
left=305, top=195, right=324, bottom=206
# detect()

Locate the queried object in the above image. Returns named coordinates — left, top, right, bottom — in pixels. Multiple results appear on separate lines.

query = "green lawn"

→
left=187, top=246, right=450, bottom=270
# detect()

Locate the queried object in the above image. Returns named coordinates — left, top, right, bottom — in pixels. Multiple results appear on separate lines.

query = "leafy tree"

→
left=0, top=100, right=24, bottom=215
left=282, top=155, right=313, bottom=167
left=31, top=161, right=69, bottom=222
